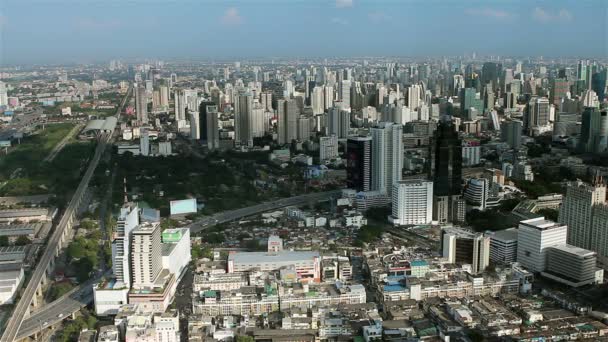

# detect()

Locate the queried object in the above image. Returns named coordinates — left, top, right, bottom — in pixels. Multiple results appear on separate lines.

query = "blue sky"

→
left=0, top=0, right=606, bottom=64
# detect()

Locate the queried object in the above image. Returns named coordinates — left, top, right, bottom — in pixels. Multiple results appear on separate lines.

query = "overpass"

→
left=0, top=87, right=131, bottom=342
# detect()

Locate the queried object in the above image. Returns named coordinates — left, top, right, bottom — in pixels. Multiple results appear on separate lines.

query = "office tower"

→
left=319, top=135, right=339, bottom=162
left=140, top=129, right=150, bottom=156
left=577, top=60, right=589, bottom=82
left=251, top=105, right=265, bottom=138
left=517, top=217, right=568, bottom=273
left=0, top=81, right=9, bottom=106
left=189, top=111, right=200, bottom=140
left=305, top=76, right=315, bottom=105
left=235, top=93, right=254, bottom=146
left=481, top=62, right=502, bottom=92
left=346, top=136, right=372, bottom=192
left=429, top=118, right=462, bottom=196
left=543, top=245, right=602, bottom=287
left=260, top=91, right=273, bottom=112
left=464, top=178, right=489, bottom=210
left=206, top=105, right=219, bottom=150
left=277, top=98, right=299, bottom=145
left=390, top=179, right=433, bottom=225
left=407, top=84, right=422, bottom=110
left=131, top=223, right=162, bottom=289
left=135, top=84, right=148, bottom=124
left=483, top=84, right=495, bottom=111
left=488, top=228, right=518, bottom=264
left=112, top=204, right=139, bottom=287
left=592, top=70, right=607, bottom=101
left=283, top=80, right=294, bottom=98
left=441, top=227, right=490, bottom=274
left=197, top=101, right=215, bottom=142
left=452, top=75, right=465, bottom=96
left=524, top=96, right=550, bottom=134
left=500, top=120, right=523, bottom=149
left=429, top=118, right=463, bottom=223
left=339, top=80, right=351, bottom=109
left=311, top=86, right=325, bottom=115
left=297, top=116, right=312, bottom=142
left=461, top=140, right=480, bottom=166
left=328, top=103, right=350, bottom=139
left=550, top=78, right=569, bottom=107
left=159, top=85, right=169, bottom=109
left=371, top=122, right=403, bottom=197
left=578, top=108, right=608, bottom=153
left=559, top=180, right=607, bottom=251
left=459, top=88, right=483, bottom=117
left=323, top=85, right=334, bottom=110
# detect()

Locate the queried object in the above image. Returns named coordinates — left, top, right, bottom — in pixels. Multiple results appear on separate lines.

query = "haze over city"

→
left=1, top=0, right=607, bottom=64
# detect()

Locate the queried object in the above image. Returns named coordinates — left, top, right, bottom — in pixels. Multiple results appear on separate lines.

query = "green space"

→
left=55, top=309, right=97, bottom=342
left=0, top=123, right=96, bottom=202
left=110, top=150, right=296, bottom=217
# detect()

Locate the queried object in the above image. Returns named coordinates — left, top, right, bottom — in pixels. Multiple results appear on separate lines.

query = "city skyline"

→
left=1, top=0, right=607, bottom=65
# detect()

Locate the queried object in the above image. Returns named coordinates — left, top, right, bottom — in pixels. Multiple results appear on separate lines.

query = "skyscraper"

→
left=390, top=179, right=433, bottom=225
left=311, top=86, right=325, bottom=115
left=235, top=93, right=254, bottom=146
left=500, top=120, right=523, bottom=149
left=135, top=84, right=148, bottom=124
left=441, top=227, right=490, bottom=274
left=319, top=135, right=339, bottom=162
left=371, top=122, right=403, bottom=197
left=198, top=101, right=216, bottom=142
left=112, top=204, right=139, bottom=288
left=524, top=96, right=550, bottom=135
left=131, top=223, right=162, bottom=289
left=578, top=107, right=608, bottom=153
left=517, top=217, right=567, bottom=273
left=346, top=136, right=372, bottom=192
left=328, top=103, right=350, bottom=138
left=0, top=81, right=9, bottom=106
left=550, top=78, right=569, bottom=107
left=277, top=98, right=299, bottom=145
left=429, top=117, right=463, bottom=223
left=206, top=105, right=219, bottom=150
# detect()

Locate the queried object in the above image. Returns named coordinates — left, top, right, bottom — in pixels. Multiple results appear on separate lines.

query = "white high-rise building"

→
left=328, top=102, right=350, bottom=138
left=112, top=204, right=140, bottom=288
left=559, top=180, right=608, bottom=265
left=0, top=81, right=8, bottom=106
left=235, top=93, right=254, bottom=146
left=323, top=85, right=334, bottom=110
left=131, top=223, right=163, bottom=289
left=390, top=179, right=433, bottom=225
left=135, top=84, right=148, bottom=124
left=339, top=81, right=351, bottom=109
left=189, top=111, right=200, bottom=140
left=517, top=217, right=568, bottom=273
left=407, top=84, right=422, bottom=110
left=159, top=86, right=169, bottom=109
left=251, top=104, right=265, bottom=138
left=206, top=105, right=219, bottom=150
left=319, top=135, right=339, bottom=162
left=464, top=178, right=489, bottom=210
left=371, top=122, right=403, bottom=197
left=277, top=99, right=299, bottom=145
left=311, top=86, right=325, bottom=115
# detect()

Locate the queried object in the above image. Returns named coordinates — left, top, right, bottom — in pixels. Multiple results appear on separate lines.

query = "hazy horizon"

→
left=1, top=0, right=607, bottom=65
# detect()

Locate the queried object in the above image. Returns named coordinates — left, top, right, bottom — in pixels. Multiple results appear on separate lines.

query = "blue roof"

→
left=411, top=260, right=429, bottom=267
left=386, top=275, right=406, bottom=282
left=384, top=284, right=407, bottom=292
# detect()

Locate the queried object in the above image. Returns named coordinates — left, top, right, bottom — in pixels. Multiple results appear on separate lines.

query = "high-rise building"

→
left=459, top=88, right=483, bottom=119
left=189, top=111, right=200, bottom=140
left=578, top=107, right=608, bottom=153
left=112, top=204, right=139, bottom=288
left=406, top=84, right=422, bottom=110
left=260, top=91, right=273, bottom=112
left=277, top=98, right=299, bottom=145
left=558, top=180, right=607, bottom=253
left=481, top=62, right=502, bottom=93
left=206, top=105, right=219, bottom=150
left=131, top=223, right=163, bottom=289
left=346, top=136, right=372, bottom=192
left=297, top=116, right=313, bottom=142
left=429, top=118, right=462, bottom=197
left=251, top=104, right=265, bottom=139
left=488, top=228, right=518, bottom=264
left=543, top=245, right=603, bottom=287
left=371, top=122, right=403, bottom=197
left=140, top=129, right=150, bottom=156
left=235, top=93, right=254, bottom=146
left=464, top=178, right=489, bottom=210
left=390, top=179, right=433, bottom=226
left=328, top=103, right=350, bottom=139
left=319, top=135, right=339, bottom=162
left=524, top=96, right=550, bottom=135
left=0, top=81, right=8, bottom=106
left=311, top=86, right=325, bottom=115
left=135, top=84, right=148, bottom=124
left=500, top=120, right=523, bottom=149
left=429, top=118, right=463, bottom=223
left=198, top=101, right=216, bottom=142
left=517, top=217, right=568, bottom=273
left=339, top=80, right=351, bottom=109
left=550, top=78, right=569, bottom=107
left=441, top=227, right=490, bottom=274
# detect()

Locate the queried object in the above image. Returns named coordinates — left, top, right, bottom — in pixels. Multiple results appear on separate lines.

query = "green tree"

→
left=49, top=282, right=74, bottom=301
left=236, top=336, right=255, bottom=342
left=14, top=236, right=31, bottom=246
left=0, top=236, right=9, bottom=247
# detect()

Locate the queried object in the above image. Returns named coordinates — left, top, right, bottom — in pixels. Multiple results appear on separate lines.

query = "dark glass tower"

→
left=198, top=101, right=216, bottom=142
left=428, top=118, right=463, bottom=196
left=346, top=136, right=372, bottom=192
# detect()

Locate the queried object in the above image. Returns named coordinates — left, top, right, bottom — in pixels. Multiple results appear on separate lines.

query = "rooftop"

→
left=229, top=250, right=320, bottom=264
left=549, top=244, right=596, bottom=258
left=490, top=228, right=518, bottom=242
left=520, top=217, right=566, bottom=230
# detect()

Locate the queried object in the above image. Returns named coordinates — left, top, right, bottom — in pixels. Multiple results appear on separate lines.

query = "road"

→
left=0, top=88, right=130, bottom=342
left=189, top=190, right=342, bottom=233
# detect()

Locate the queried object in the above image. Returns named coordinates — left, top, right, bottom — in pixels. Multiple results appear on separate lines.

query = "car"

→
left=43, top=321, right=48, bottom=326
left=57, top=313, right=63, bottom=318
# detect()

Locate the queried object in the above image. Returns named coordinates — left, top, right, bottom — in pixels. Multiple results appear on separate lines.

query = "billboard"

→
left=0, top=141, right=11, bottom=148
left=170, top=198, right=197, bottom=216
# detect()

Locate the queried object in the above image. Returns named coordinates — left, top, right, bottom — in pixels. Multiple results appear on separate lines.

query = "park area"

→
left=0, top=123, right=96, bottom=203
